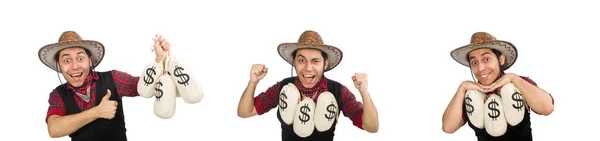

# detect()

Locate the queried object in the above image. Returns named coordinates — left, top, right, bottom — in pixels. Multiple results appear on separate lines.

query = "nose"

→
left=71, top=62, right=82, bottom=70
left=476, top=63, right=486, bottom=72
left=305, top=62, right=314, bottom=71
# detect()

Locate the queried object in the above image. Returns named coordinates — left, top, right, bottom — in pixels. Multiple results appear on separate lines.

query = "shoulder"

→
left=279, top=76, right=297, bottom=84
left=52, top=83, right=68, bottom=93
left=517, top=75, right=538, bottom=86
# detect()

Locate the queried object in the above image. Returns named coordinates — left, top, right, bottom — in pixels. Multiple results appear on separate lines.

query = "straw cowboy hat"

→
left=38, top=31, right=105, bottom=72
left=450, top=32, right=518, bottom=70
left=277, top=30, right=343, bottom=72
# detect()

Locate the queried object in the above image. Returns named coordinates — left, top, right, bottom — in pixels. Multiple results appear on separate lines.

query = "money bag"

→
left=500, top=83, right=526, bottom=126
left=279, top=83, right=301, bottom=125
left=293, top=99, right=316, bottom=138
left=484, top=94, right=507, bottom=137
left=314, top=92, right=339, bottom=132
left=465, top=90, right=486, bottom=129
left=168, top=58, right=204, bottom=104
left=137, top=62, right=163, bottom=98
left=153, top=73, right=177, bottom=119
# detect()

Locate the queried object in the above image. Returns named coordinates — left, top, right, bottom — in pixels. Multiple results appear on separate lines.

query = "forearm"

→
left=237, top=81, right=258, bottom=118
left=512, top=75, right=554, bottom=115
left=47, top=108, right=98, bottom=138
left=442, top=86, right=466, bottom=133
left=360, top=91, right=379, bottom=133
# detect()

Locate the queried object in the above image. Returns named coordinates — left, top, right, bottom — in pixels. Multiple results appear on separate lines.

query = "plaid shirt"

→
left=45, top=70, right=140, bottom=122
left=254, top=76, right=365, bottom=129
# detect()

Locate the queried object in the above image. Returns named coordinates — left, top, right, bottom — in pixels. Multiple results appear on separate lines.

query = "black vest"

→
left=276, top=77, right=344, bottom=141
left=463, top=97, right=532, bottom=141
left=57, top=71, right=127, bottom=141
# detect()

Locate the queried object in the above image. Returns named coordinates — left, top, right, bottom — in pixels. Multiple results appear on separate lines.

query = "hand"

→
left=95, top=90, right=118, bottom=119
left=250, top=64, right=268, bottom=84
left=153, top=34, right=171, bottom=62
left=481, top=73, right=515, bottom=93
left=352, top=73, right=369, bottom=93
left=460, top=80, right=486, bottom=93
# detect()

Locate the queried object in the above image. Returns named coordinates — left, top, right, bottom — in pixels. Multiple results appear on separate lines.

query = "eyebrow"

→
left=468, top=52, right=491, bottom=61
left=61, top=51, right=85, bottom=59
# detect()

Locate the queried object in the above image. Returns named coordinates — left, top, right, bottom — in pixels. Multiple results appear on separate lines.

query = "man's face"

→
left=57, top=47, right=91, bottom=87
left=294, top=48, right=329, bottom=88
left=468, top=48, right=505, bottom=86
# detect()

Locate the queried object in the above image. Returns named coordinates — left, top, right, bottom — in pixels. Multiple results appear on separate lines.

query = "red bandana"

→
left=293, top=76, right=328, bottom=99
left=67, top=71, right=99, bottom=95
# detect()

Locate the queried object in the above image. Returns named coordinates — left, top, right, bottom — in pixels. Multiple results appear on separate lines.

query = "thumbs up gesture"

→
left=95, top=90, right=118, bottom=119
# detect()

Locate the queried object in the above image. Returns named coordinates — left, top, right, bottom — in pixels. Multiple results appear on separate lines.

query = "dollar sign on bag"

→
left=465, top=97, right=474, bottom=116
left=143, top=66, right=156, bottom=86
left=154, top=82, right=163, bottom=101
left=299, top=103, right=311, bottom=124
left=488, top=99, right=500, bottom=121
left=512, top=92, right=524, bottom=111
left=325, top=103, right=336, bottom=121
left=279, top=91, right=288, bottom=111
left=173, top=65, right=190, bottom=86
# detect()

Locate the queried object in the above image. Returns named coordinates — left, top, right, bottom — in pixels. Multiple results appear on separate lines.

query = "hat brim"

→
left=450, top=40, right=518, bottom=70
left=277, top=43, right=343, bottom=72
left=38, top=40, right=105, bottom=72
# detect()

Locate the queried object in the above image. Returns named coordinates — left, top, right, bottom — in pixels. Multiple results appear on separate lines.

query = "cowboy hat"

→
left=450, top=32, right=518, bottom=70
left=277, top=30, right=343, bottom=72
left=38, top=31, right=105, bottom=72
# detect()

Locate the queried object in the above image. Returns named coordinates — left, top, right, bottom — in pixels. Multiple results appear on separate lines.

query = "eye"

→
left=313, top=60, right=320, bottom=63
left=78, top=57, right=84, bottom=61
left=484, top=57, right=490, bottom=62
left=64, top=59, right=71, bottom=63
left=471, top=61, right=477, bottom=65
left=299, top=59, right=305, bottom=63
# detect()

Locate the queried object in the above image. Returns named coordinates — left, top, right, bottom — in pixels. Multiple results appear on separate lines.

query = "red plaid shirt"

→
left=45, top=70, right=140, bottom=122
left=462, top=74, right=555, bottom=123
left=254, top=76, right=365, bottom=129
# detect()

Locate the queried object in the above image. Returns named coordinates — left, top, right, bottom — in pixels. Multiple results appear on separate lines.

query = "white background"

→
left=0, top=0, right=598, bottom=140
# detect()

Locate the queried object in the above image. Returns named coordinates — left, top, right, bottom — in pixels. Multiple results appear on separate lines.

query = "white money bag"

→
left=168, top=58, right=204, bottom=104
left=314, top=92, right=338, bottom=132
left=137, top=62, right=163, bottom=98
left=465, top=90, right=486, bottom=129
left=500, top=83, right=526, bottom=126
left=484, top=94, right=507, bottom=137
left=293, top=99, right=316, bottom=138
left=279, top=83, right=301, bottom=125
left=153, top=74, right=177, bottom=119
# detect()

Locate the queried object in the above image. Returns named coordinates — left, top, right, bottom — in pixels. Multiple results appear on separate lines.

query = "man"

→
left=442, top=32, right=555, bottom=140
left=237, top=30, right=379, bottom=141
left=40, top=31, right=171, bottom=141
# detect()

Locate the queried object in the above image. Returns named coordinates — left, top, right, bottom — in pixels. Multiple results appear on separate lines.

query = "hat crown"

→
left=58, top=31, right=84, bottom=42
left=297, top=30, right=324, bottom=45
left=470, top=32, right=497, bottom=44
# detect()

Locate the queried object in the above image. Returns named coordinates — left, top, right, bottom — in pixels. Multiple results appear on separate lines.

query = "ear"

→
left=499, top=54, right=506, bottom=65
left=56, top=62, right=61, bottom=73
left=89, top=57, right=93, bottom=67
left=324, top=59, right=330, bottom=70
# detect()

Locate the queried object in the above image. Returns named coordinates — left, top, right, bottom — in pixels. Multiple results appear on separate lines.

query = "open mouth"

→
left=70, top=73, right=84, bottom=80
left=479, top=73, right=491, bottom=79
left=302, top=74, right=315, bottom=84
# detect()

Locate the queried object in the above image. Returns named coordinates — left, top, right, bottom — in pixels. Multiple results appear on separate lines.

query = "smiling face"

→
left=293, top=48, right=329, bottom=88
left=55, top=47, right=92, bottom=87
left=467, top=48, right=505, bottom=86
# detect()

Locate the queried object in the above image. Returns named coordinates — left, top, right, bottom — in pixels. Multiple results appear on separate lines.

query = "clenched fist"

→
left=153, top=34, right=171, bottom=63
left=95, top=90, right=118, bottom=120
left=250, top=64, right=268, bottom=84
left=352, top=73, right=369, bottom=93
